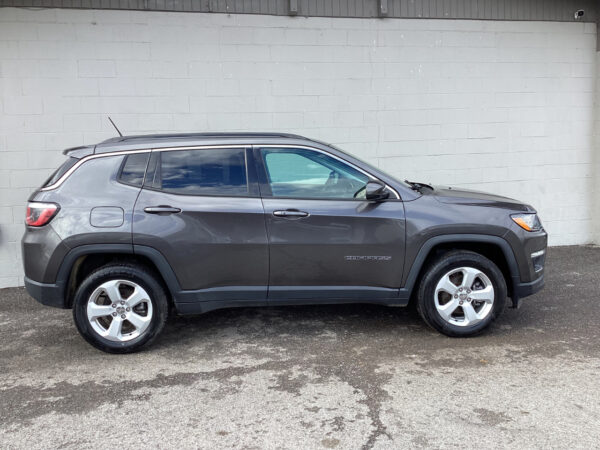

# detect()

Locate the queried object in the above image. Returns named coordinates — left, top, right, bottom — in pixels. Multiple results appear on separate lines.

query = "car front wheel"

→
left=416, top=250, right=507, bottom=337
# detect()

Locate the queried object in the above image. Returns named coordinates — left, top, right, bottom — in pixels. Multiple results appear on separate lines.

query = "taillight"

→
left=26, top=202, right=60, bottom=227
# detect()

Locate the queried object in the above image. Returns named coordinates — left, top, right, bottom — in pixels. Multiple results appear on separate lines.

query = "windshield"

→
left=327, top=144, right=411, bottom=188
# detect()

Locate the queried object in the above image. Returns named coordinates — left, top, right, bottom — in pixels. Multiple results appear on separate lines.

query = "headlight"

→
left=511, top=213, right=542, bottom=232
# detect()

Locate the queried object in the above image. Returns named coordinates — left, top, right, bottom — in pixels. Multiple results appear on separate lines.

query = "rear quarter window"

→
left=118, top=153, right=150, bottom=187
left=43, top=157, right=79, bottom=187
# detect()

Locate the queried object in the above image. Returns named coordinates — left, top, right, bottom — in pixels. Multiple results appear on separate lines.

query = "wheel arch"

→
left=401, top=234, right=520, bottom=305
left=56, top=244, right=182, bottom=308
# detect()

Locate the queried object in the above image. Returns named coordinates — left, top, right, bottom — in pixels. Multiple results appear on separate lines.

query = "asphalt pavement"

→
left=1, top=246, right=599, bottom=449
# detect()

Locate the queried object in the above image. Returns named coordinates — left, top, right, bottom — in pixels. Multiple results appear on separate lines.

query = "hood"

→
left=429, top=185, right=535, bottom=212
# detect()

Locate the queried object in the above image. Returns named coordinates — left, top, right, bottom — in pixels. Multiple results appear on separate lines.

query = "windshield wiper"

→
left=405, top=180, right=434, bottom=191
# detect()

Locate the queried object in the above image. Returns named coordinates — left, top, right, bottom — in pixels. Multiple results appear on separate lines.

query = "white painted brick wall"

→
left=0, top=7, right=598, bottom=288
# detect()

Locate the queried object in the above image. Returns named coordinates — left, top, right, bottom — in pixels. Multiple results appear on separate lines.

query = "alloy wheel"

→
left=434, top=267, right=495, bottom=327
left=86, top=279, right=153, bottom=342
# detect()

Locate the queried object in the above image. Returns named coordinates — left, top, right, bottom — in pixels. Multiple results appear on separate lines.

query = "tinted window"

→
left=119, top=153, right=149, bottom=187
left=261, top=148, right=369, bottom=199
left=157, top=148, right=248, bottom=196
left=144, top=152, right=159, bottom=188
left=43, top=157, right=78, bottom=187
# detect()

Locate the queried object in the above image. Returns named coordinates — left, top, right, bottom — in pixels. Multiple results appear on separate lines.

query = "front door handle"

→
left=273, top=209, right=309, bottom=218
left=144, top=205, right=181, bottom=214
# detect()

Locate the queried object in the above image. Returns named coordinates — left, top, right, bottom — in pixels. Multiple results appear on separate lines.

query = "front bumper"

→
left=510, top=273, right=544, bottom=308
left=24, top=276, right=67, bottom=308
left=504, top=223, right=547, bottom=308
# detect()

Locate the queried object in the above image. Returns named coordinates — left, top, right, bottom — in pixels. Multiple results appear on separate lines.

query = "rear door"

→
left=132, top=146, right=269, bottom=304
left=255, top=146, right=406, bottom=301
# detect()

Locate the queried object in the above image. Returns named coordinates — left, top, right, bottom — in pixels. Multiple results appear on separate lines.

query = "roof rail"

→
left=99, top=132, right=308, bottom=144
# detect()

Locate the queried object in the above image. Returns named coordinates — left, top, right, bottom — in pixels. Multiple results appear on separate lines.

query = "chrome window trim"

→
left=41, top=143, right=400, bottom=200
left=253, top=144, right=401, bottom=200
left=154, top=145, right=248, bottom=152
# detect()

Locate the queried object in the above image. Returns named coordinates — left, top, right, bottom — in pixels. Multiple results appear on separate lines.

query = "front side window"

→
left=150, top=148, right=248, bottom=196
left=261, top=148, right=370, bottom=199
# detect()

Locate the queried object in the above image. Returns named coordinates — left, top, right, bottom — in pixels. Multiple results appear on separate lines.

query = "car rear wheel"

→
left=73, top=264, right=169, bottom=353
left=416, top=250, right=507, bottom=337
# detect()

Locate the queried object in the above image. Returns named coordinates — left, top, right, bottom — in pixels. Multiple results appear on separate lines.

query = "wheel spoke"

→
left=469, top=286, right=494, bottom=304
left=102, top=280, right=122, bottom=303
left=461, top=267, right=480, bottom=290
left=437, top=298, right=460, bottom=321
left=437, top=276, right=458, bottom=295
left=127, top=311, right=150, bottom=330
left=106, top=317, right=123, bottom=339
left=462, top=302, right=480, bottom=325
left=87, top=303, right=113, bottom=320
left=126, top=288, right=148, bottom=308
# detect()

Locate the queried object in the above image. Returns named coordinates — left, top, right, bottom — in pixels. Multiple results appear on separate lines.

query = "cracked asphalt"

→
left=1, top=246, right=600, bottom=449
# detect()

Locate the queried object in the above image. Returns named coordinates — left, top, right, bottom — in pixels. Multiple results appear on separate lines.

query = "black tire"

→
left=416, top=250, right=507, bottom=337
left=72, top=263, right=169, bottom=353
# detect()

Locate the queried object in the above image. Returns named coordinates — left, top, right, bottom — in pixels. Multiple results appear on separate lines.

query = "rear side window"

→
left=119, top=153, right=149, bottom=187
left=150, top=148, right=248, bottom=196
left=43, top=157, right=78, bottom=187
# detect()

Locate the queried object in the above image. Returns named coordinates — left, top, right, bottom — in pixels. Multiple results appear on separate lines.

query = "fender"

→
left=53, top=244, right=184, bottom=306
left=133, top=245, right=183, bottom=297
left=398, top=234, right=520, bottom=302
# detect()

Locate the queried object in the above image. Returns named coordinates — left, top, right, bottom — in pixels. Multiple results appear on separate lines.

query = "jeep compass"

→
left=22, top=133, right=547, bottom=353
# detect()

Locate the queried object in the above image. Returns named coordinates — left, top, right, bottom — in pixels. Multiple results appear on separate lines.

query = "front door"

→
left=133, top=147, right=269, bottom=303
left=255, top=146, right=406, bottom=301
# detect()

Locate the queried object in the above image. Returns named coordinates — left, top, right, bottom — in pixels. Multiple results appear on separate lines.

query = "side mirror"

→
left=365, top=181, right=390, bottom=202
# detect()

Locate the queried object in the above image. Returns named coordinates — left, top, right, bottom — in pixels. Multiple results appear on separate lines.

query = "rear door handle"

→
left=273, top=209, right=309, bottom=218
left=144, top=205, right=181, bottom=214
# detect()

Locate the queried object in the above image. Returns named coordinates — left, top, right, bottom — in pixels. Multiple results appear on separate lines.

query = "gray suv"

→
left=22, top=133, right=547, bottom=353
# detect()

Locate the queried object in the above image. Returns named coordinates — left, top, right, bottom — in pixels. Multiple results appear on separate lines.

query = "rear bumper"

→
left=24, top=276, right=67, bottom=309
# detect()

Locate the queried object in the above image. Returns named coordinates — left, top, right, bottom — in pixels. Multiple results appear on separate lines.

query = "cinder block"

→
left=98, top=78, right=137, bottom=96
left=75, top=24, right=113, bottom=42
left=112, top=24, right=150, bottom=42
left=0, top=187, right=30, bottom=208
left=252, top=28, right=286, bottom=45
left=9, top=169, right=51, bottom=188
left=36, top=23, right=77, bottom=41
left=17, top=41, right=61, bottom=60
left=115, top=60, right=153, bottom=78
left=3, top=96, right=42, bottom=115
left=347, top=30, right=378, bottom=46
left=0, top=22, right=38, bottom=40
left=78, top=60, right=116, bottom=78
left=152, top=61, right=188, bottom=79
left=62, top=114, right=103, bottom=132
left=220, top=27, right=255, bottom=45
